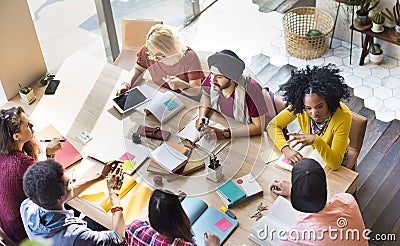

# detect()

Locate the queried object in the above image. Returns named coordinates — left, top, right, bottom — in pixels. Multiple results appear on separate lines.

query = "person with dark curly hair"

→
left=21, top=160, right=126, bottom=245
left=0, top=106, right=61, bottom=243
left=267, top=64, right=351, bottom=170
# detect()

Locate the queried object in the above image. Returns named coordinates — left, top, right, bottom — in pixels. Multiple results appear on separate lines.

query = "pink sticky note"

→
left=215, top=218, right=232, bottom=232
left=119, top=152, right=135, bottom=161
left=282, top=157, right=290, bottom=164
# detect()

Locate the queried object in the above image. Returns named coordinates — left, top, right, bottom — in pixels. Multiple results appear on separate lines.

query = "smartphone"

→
left=44, top=80, right=60, bottom=95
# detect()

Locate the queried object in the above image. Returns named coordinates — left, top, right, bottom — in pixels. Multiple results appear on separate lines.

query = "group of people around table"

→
left=0, top=23, right=368, bottom=245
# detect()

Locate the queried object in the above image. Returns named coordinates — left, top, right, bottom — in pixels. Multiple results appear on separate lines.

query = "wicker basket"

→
left=282, top=7, right=334, bottom=60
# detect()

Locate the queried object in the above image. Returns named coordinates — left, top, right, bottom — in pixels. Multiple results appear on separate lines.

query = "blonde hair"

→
left=146, top=24, right=183, bottom=57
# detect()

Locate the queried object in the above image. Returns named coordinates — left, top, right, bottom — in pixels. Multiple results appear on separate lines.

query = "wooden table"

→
left=3, top=51, right=358, bottom=245
left=351, top=25, right=400, bottom=65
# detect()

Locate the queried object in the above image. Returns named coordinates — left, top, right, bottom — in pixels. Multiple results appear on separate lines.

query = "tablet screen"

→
left=113, top=88, right=148, bottom=111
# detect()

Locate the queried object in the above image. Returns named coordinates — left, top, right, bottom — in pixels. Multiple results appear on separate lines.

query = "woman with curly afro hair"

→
left=267, top=64, right=351, bottom=170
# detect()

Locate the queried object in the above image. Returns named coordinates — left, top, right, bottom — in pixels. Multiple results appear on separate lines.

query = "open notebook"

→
left=80, top=176, right=153, bottom=223
left=149, top=142, right=189, bottom=173
left=275, top=145, right=331, bottom=174
left=176, top=117, right=226, bottom=153
left=249, top=196, right=299, bottom=245
left=135, top=85, right=184, bottom=123
left=36, top=125, right=82, bottom=168
left=181, top=197, right=238, bottom=246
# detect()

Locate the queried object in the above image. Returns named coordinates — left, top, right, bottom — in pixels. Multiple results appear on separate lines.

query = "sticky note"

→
left=282, top=157, right=290, bottom=164
left=119, top=152, right=135, bottom=161
left=259, top=150, right=279, bottom=163
left=215, top=218, right=233, bottom=232
left=122, top=160, right=135, bottom=171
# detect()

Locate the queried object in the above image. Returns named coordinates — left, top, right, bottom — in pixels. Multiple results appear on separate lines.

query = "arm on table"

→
left=230, top=114, right=265, bottom=138
left=68, top=160, right=121, bottom=199
left=196, top=92, right=211, bottom=130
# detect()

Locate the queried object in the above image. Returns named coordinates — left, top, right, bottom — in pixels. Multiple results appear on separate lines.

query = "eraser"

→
left=220, top=205, right=236, bottom=219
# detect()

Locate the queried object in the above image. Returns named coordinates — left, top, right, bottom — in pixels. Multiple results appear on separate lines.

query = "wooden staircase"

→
left=247, top=53, right=400, bottom=245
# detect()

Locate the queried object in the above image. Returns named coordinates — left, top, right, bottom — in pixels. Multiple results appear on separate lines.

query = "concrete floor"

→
left=27, top=0, right=400, bottom=122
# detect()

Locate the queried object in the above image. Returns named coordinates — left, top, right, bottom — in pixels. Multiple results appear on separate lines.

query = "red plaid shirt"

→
left=126, top=220, right=197, bottom=246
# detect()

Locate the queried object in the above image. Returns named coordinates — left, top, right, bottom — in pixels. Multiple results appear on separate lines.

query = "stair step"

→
left=248, top=54, right=270, bottom=76
left=256, top=63, right=280, bottom=89
left=275, top=0, right=300, bottom=13
left=263, top=64, right=296, bottom=91
left=256, top=0, right=286, bottom=12
left=345, top=96, right=364, bottom=113
left=358, top=106, right=376, bottom=125
left=357, top=118, right=390, bottom=165
left=253, top=0, right=315, bottom=14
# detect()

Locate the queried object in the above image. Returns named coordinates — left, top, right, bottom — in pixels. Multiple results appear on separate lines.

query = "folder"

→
left=36, top=125, right=82, bottom=168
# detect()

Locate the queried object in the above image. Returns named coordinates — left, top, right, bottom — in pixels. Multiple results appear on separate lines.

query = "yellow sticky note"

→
left=259, top=150, right=279, bottom=164
left=122, top=160, right=136, bottom=171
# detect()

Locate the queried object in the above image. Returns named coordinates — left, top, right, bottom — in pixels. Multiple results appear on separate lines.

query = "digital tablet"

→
left=112, top=87, right=149, bottom=114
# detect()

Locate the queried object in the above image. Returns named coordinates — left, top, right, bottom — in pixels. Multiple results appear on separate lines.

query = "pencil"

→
left=40, top=139, right=66, bottom=142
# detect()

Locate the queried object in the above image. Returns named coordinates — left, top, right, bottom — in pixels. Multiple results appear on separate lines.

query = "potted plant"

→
left=368, top=43, right=383, bottom=63
left=371, top=11, right=385, bottom=32
left=382, top=0, right=400, bottom=34
left=355, top=0, right=380, bottom=26
left=18, top=83, right=36, bottom=104
left=206, top=154, right=222, bottom=181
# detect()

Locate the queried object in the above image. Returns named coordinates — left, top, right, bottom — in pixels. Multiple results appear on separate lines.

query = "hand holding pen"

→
left=45, top=138, right=63, bottom=157
left=195, top=117, right=209, bottom=131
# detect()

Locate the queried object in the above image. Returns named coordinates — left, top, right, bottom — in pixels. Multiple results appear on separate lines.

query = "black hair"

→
left=0, top=106, right=38, bottom=159
left=23, top=160, right=66, bottom=210
left=148, top=189, right=194, bottom=242
left=279, top=64, right=350, bottom=114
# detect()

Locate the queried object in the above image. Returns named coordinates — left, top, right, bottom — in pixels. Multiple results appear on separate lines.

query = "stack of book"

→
left=217, top=174, right=263, bottom=208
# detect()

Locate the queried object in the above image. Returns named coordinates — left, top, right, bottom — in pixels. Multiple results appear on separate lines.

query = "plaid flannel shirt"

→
left=125, top=220, right=197, bottom=246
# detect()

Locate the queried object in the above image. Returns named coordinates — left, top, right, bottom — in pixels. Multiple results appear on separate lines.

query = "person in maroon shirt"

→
left=196, top=50, right=267, bottom=139
left=0, top=106, right=61, bottom=243
left=116, top=24, right=204, bottom=100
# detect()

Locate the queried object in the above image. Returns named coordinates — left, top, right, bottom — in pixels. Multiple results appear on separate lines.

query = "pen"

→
left=87, top=155, right=106, bottom=164
left=71, top=169, right=76, bottom=182
left=40, top=139, right=66, bottom=142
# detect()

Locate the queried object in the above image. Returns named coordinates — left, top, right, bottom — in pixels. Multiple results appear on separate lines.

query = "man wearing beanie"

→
left=195, top=50, right=267, bottom=139
left=270, top=159, right=368, bottom=245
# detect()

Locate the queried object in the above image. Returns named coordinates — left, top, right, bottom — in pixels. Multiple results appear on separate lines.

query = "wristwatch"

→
left=223, top=128, right=231, bottom=138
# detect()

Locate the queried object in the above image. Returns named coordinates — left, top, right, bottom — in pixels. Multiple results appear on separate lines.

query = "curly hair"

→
left=279, top=64, right=350, bottom=114
left=0, top=106, right=38, bottom=159
left=23, top=160, right=66, bottom=210
left=148, top=189, right=194, bottom=243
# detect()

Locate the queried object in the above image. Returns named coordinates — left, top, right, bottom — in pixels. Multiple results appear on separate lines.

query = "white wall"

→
left=0, top=0, right=47, bottom=101
left=316, top=0, right=400, bottom=59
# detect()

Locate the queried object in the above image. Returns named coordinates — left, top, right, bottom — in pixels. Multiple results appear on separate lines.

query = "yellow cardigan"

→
left=267, top=102, right=351, bottom=170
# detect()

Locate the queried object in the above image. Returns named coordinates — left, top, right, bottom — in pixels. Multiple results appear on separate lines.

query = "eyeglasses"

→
left=145, top=49, right=165, bottom=61
left=0, top=109, right=17, bottom=137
